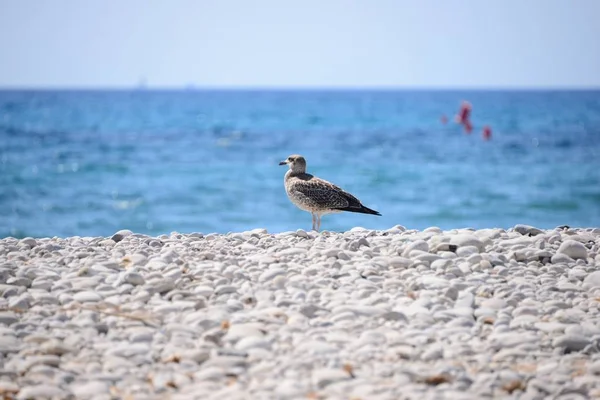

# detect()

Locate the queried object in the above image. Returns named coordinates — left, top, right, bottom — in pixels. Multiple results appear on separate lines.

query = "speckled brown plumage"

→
left=279, top=154, right=381, bottom=231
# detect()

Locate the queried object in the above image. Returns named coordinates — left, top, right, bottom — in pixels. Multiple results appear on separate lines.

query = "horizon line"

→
left=1, top=85, right=600, bottom=92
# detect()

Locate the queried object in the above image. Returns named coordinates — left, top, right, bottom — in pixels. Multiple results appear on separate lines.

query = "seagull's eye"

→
left=288, top=158, right=293, bottom=162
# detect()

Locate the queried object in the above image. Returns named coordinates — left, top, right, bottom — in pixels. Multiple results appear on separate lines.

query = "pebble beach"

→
left=1, top=225, right=600, bottom=400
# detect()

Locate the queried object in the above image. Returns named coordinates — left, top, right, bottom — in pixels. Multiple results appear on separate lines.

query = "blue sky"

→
left=1, top=0, right=599, bottom=88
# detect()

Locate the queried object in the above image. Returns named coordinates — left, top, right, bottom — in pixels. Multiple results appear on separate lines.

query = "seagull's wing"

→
left=288, top=176, right=361, bottom=209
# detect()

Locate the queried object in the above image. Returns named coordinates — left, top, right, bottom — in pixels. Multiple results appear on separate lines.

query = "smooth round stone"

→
left=295, top=229, right=309, bottom=238
left=223, top=324, right=265, bottom=343
left=72, top=291, right=103, bottom=303
left=192, top=366, right=227, bottom=381
left=556, top=282, right=583, bottom=292
left=204, top=354, right=247, bottom=369
left=110, top=229, right=133, bottom=243
left=444, top=286, right=459, bottom=300
left=193, top=285, right=214, bottom=297
left=146, top=278, right=175, bottom=294
left=535, top=322, right=568, bottom=333
left=536, top=249, right=553, bottom=258
left=8, top=295, right=30, bottom=311
left=414, top=253, right=442, bottom=263
left=0, top=381, right=19, bottom=396
left=123, top=272, right=145, bottom=286
left=557, top=240, right=588, bottom=260
left=456, top=246, right=480, bottom=257
left=568, top=268, right=587, bottom=281
left=447, top=317, right=475, bottom=327
left=58, top=293, right=74, bottom=305
left=20, top=237, right=38, bottom=247
left=509, top=315, right=538, bottom=328
left=30, top=279, right=53, bottom=291
left=235, top=336, right=271, bottom=351
left=512, top=306, right=538, bottom=317
left=272, top=275, right=286, bottom=289
left=551, top=253, right=575, bottom=264
left=70, top=381, right=110, bottom=399
left=275, top=379, right=308, bottom=397
left=105, top=342, right=150, bottom=358
left=552, top=334, right=590, bottom=352
left=148, top=371, right=188, bottom=391
left=312, top=368, right=351, bottom=389
left=278, top=248, right=307, bottom=257
left=296, top=340, right=337, bottom=355
left=480, top=298, right=507, bottom=310
left=214, top=285, right=237, bottom=296
left=514, top=224, right=544, bottom=236
left=322, top=248, right=340, bottom=258
left=430, top=259, right=451, bottom=270
left=389, top=257, right=412, bottom=269
left=331, top=311, right=355, bottom=323
left=418, top=275, right=450, bottom=289
left=128, top=327, right=155, bottom=342
left=466, top=253, right=483, bottom=265
left=16, top=384, right=70, bottom=400
left=381, top=311, right=408, bottom=322
left=583, top=271, right=600, bottom=290
left=0, top=335, right=20, bottom=353
left=435, top=243, right=458, bottom=253
left=259, top=268, right=286, bottom=282
left=6, top=277, right=32, bottom=288
left=0, top=311, right=18, bottom=326
left=564, top=325, right=585, bottom=336
left=402, top=240, right=429, bottom=256
left=450, top=235, right=484, bottom=251
left=250, top=228, right=268, bottom=235
left=421, top=343, right=443, bottom=361
left=455, top=292, right=475, bottom=308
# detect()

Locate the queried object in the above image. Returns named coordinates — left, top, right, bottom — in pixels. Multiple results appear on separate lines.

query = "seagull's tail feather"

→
left=336, top=205, right=381, bottom=216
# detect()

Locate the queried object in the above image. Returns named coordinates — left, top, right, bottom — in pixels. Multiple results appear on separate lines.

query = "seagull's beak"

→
left=278, top=160, right=288, bottom=166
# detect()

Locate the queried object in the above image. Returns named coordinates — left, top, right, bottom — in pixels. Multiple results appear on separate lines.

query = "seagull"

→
left=279, top=154, right=381, bottom=231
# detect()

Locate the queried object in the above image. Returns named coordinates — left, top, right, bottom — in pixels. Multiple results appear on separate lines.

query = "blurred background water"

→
left=1, top=89, right=599, bottom=238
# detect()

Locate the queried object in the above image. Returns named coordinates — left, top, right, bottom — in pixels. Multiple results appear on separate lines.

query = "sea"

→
left=1, top=89, right=599, bottom=238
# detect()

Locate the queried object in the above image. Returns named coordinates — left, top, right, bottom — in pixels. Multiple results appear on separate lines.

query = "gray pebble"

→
left=70, top=380, right=110, bottom=399
left=110, top=229, right=133, bottom=243
left=583, top=271, right=600, bottom=290
left=16, top=384, right=70, bottom=400
left=552, top=253, right=575, bottom=264
left=312, top=368, right=351, bottom=389
left=214, top=285, right=237, bottom=296
left=123, top=271, right=145, bottom=286
left=0, top=311, right=18, bottom=325
left=514, top=224, right=544, bottom=236
left=73, top=291, right=103, bottom=303
left=552, top=334, right=591, bottom=352
left=0, top=335, right=20, bottom=353
left=557, top=240, right=588, bottom=260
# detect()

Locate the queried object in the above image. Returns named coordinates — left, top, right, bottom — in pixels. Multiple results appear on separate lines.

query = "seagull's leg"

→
left=316, top=215, right=321, bottom=232
left=311, top=213, right=316, bottom=231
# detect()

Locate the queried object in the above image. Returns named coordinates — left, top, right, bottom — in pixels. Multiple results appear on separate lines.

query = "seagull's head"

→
left=279, top=154, right=306, bottom=173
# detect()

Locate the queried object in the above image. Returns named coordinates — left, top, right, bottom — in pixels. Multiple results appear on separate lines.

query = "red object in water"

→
left=441, top=114, right=448, bottom=124
left=455, top=101, right=472, bottom=124
left=482, top=125, right=492, bottom=140
left=463, top=120, right=473, bottom=134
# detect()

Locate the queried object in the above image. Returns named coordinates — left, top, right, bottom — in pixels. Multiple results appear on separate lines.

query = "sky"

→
left=0, top=0, right=599, bottom=89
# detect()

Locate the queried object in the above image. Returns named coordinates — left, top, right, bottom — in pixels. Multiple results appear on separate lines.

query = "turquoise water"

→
left=1, top=90, right=599, bottom=238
